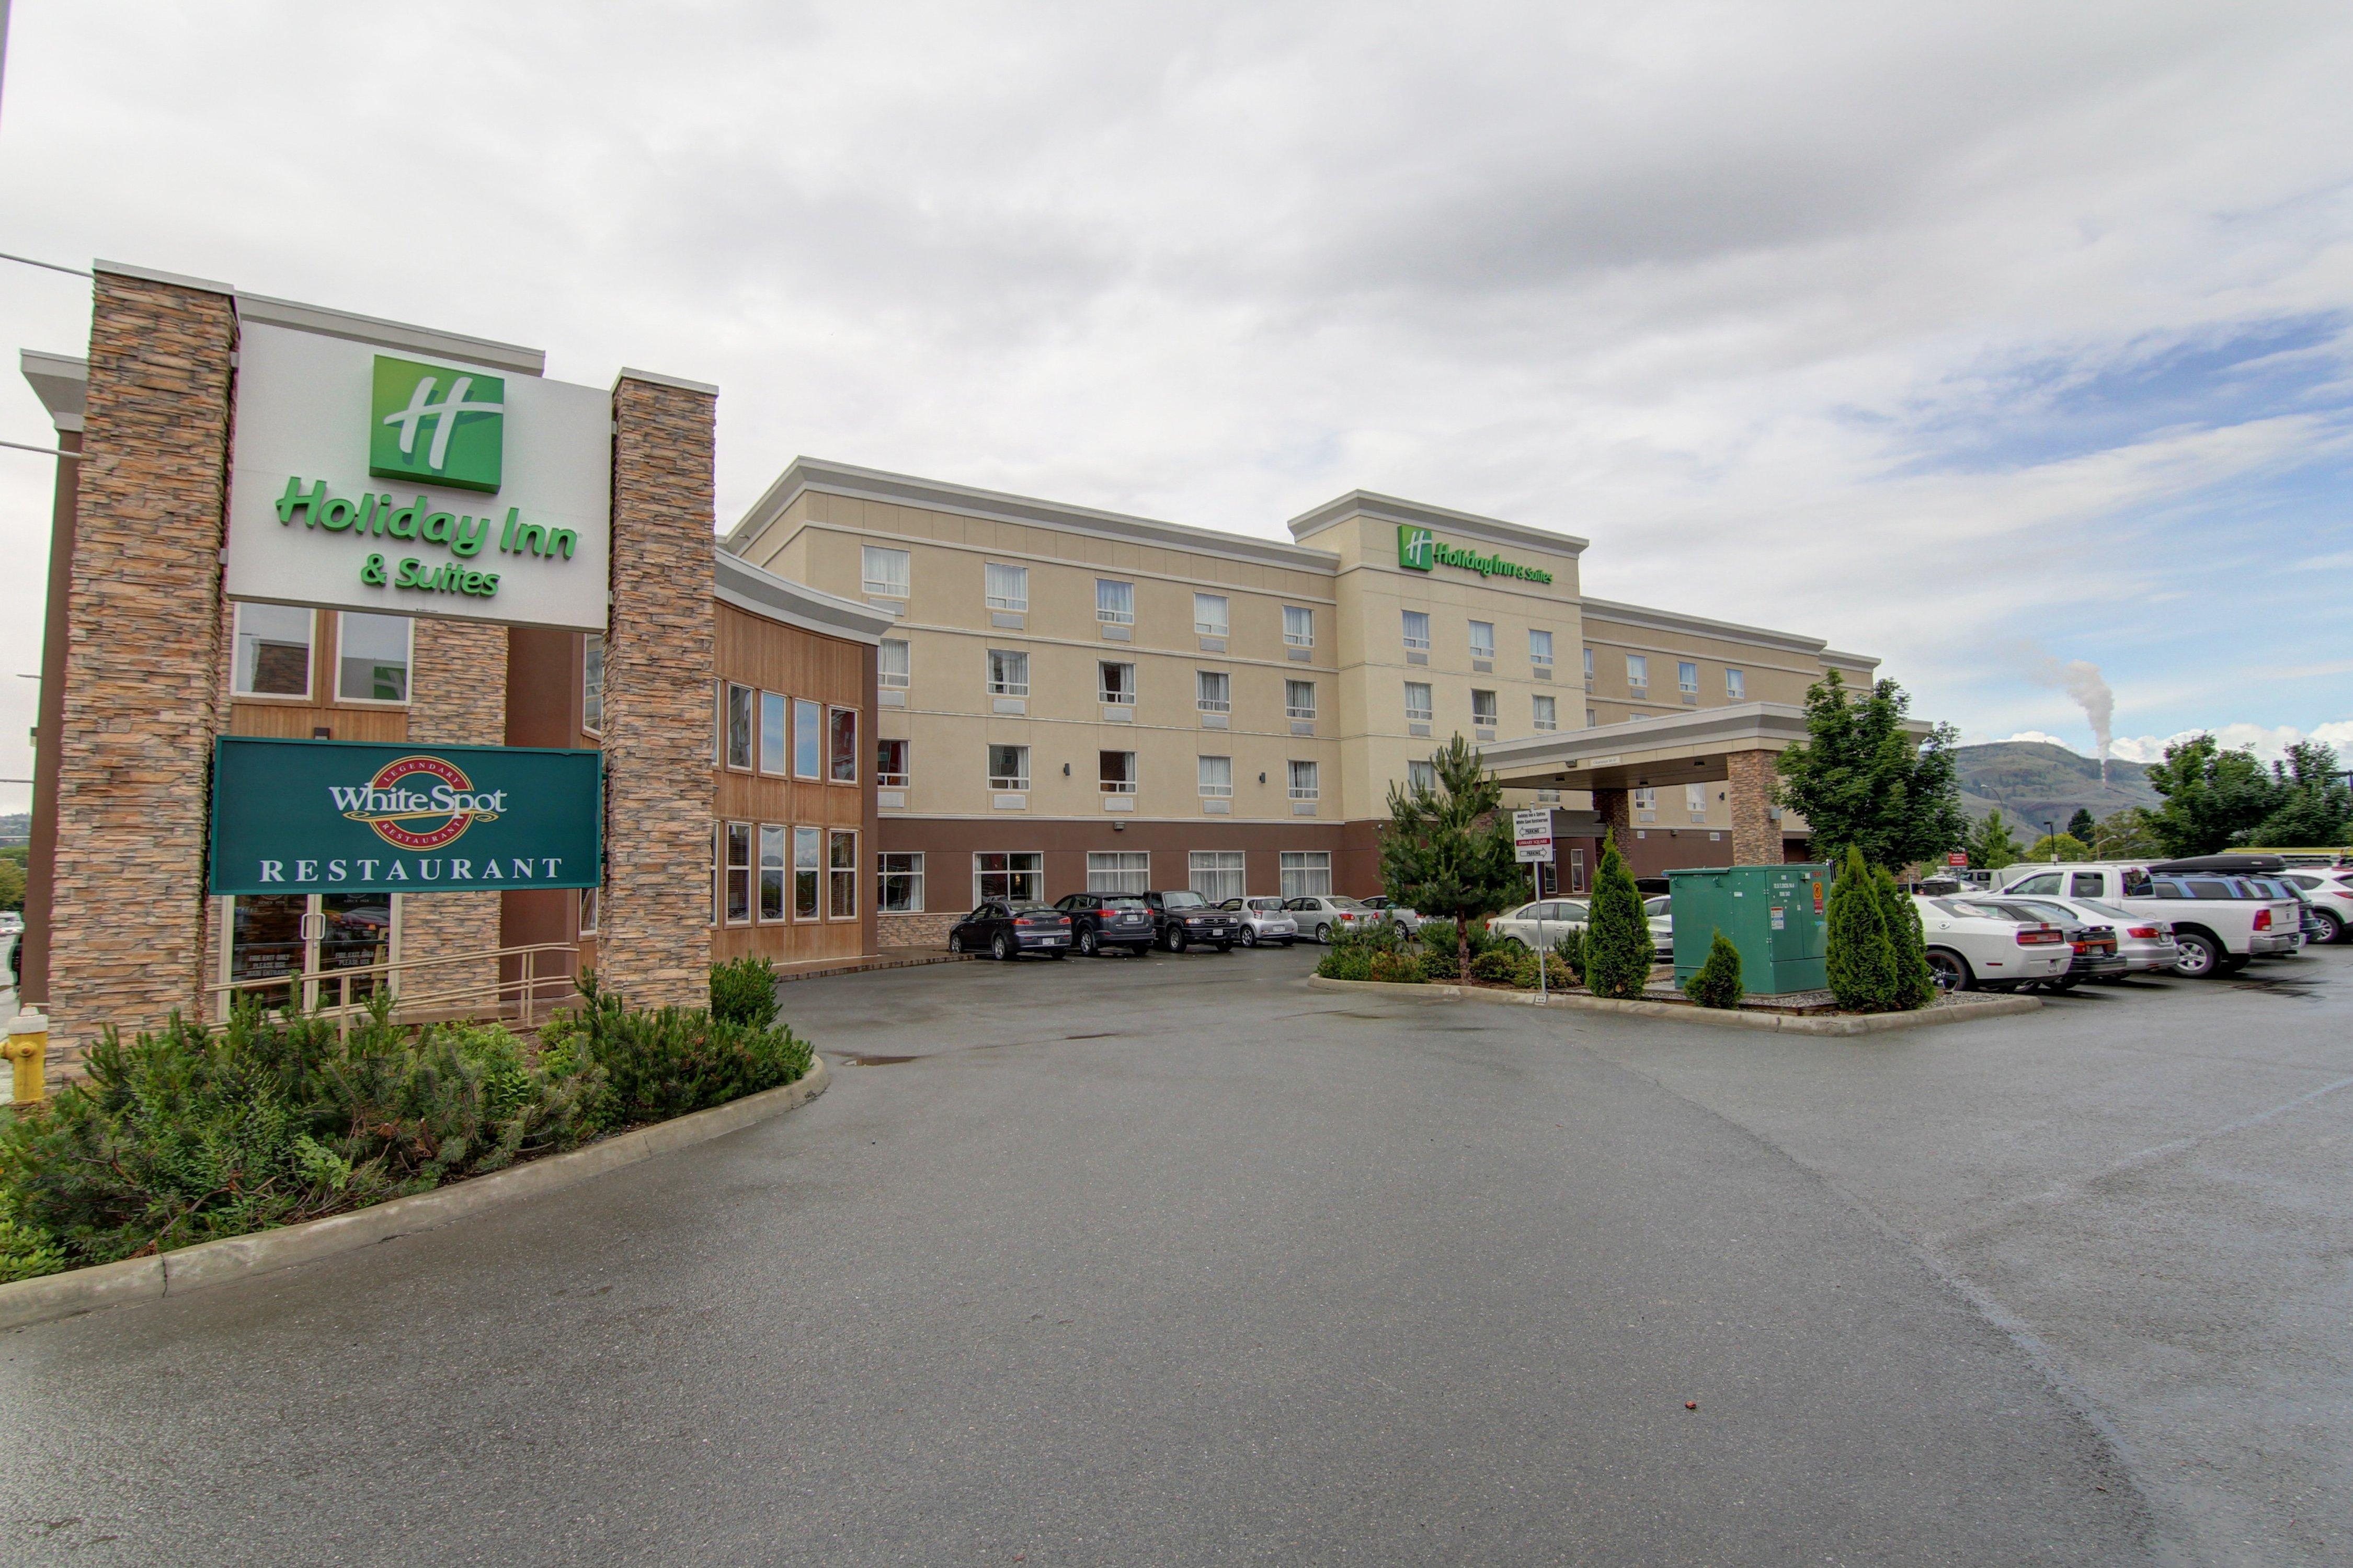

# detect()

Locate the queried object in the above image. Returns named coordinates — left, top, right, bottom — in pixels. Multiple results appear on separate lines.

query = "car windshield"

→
left=1161, top=891, right=1206, bottom=908
left=1009, top=905, right=1060, bottom=915
left=1101, top=896, right=1145, bottom=908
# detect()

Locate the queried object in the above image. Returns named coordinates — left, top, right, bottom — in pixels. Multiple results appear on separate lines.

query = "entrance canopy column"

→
left=1726, top=751, right=1782, bottom=866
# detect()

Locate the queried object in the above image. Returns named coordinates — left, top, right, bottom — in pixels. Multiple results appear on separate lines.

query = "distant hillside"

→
left=1950, top=742, right=2160, bottom=831
left=0, top=814, right=25, bottom=846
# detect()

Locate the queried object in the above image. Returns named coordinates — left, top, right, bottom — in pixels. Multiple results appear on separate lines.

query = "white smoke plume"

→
left=2029, top=654, right=2116, bottom=782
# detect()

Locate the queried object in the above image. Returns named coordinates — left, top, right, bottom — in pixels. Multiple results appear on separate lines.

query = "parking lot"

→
left=4, top=937, right=2348, bottom=1565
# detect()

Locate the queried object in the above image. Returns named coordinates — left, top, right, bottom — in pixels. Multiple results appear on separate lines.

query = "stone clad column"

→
left=49, top=264, right=237, bottom=1061
left=1592, top=786, right=1630, bottom=850
left=399, top=620, right=510, bottom=1011
left=1727, top=750, right=1784, bottom=865
left=599, top=370, right=718, bottom=1010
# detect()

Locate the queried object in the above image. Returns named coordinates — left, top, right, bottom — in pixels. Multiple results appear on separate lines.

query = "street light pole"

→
left=2046, top=820, right=2058, bottom=863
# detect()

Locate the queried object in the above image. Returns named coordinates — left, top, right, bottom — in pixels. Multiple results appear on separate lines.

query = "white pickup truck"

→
left=1995, top=863, right=2302, bottom=978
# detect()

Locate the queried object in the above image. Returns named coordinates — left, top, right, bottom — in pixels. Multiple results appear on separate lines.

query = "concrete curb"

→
left=0, top=1056, right=830, bottom=1334
left=1305, top=976, right=2040, bottom=1034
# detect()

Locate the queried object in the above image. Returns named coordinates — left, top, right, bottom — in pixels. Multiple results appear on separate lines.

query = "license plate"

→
left=1041, top=937, right=1064, bottom=945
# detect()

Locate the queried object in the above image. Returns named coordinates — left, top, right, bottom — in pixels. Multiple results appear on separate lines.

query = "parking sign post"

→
left=1513, top=808, right=1555, bottom=1002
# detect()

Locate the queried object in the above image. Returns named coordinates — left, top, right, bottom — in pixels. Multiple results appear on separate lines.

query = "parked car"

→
left=1139, top=890, right=1243, bottom=952
left=1282, top=894, right=1383, bottom=944
left=0, top=911, right=23, bottom=936
left=1489, top=898, right=1586, bottom=951
left=1996, top=863, right=2301, bottom=977
left=1219, top=896, right=1299, bottom=947
left=1914, top=895, right=2074, bottom=992
left=1053, top=892, right=1158, bottom=957
left=2280, top=869, right=2353, bottom=943
left=1994, top=894, right=2181, bottom=977
left=1360, top=896, right=1422, bottom=934
left=948, top=901, right=1074, bottom=960
left=1642, top=896, right=1675, bottom=962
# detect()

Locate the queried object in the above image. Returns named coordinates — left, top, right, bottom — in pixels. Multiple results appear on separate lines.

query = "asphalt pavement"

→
left=3, top=938, right=2345, bottom=1565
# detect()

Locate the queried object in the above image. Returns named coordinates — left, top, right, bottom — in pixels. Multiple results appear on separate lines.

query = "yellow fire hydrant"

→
left=4, top=1010, right=48, bottom=1105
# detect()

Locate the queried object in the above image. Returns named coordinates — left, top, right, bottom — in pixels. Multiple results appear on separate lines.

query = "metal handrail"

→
left=204, top=941, right=581, bottom=1036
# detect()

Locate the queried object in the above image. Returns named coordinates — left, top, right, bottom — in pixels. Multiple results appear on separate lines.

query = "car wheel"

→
left=2048, top=976, right=2080, bottom=992
left=1497, top=935, right=1527, bottom=954
left=1315, top=922, right=1332, bottom=943
left=1925, top=947, right=1971, bottom=993
left=1167, top=930, right=1186, bottom=953
left=2219, top=955, right=2251, bottom=976
left=948, top=932, right=965, bottom=954
left=2313, top=908, right=2345, bottom=944
left=1215, top=942, right=1232, bottom=953
left=1240, top=926, right=1258, bottom=947
left=1281, top=938, right=1295, bottom=947
left=2172, top=930, right=2223, bottom=978
left=990, top=932, right=1013, bottom=962
left=1046, top=949, right=1067, bottom=960
left=1077, top=926, right=1099, bottom=957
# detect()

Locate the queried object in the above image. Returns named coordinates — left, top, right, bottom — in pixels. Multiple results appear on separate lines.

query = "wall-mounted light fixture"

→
left=1258, top=772, right=1266, bottom=784
left=1063, top=762, right=1071, bottom=776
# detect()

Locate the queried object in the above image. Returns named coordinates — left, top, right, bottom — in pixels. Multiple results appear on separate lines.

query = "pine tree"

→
left=1378, top=734, right=1525, bottom=983
left=1583, top=833, right=1655, bottom=1000
left=2066, top=807, right=2096, bottom=843
left=1824, top=845, right=1898, bottom=1012
left=1683, top=930, right=1745, bottom=1009
left=1963, top=809, right=2023, bottom=871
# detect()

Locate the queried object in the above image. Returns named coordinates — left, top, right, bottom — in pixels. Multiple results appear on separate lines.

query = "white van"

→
left=1995, top=863, right=2300, bottom=977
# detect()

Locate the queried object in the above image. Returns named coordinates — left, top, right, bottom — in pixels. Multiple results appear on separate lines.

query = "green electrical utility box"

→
left=1667, top=863, right=1831, bottom=995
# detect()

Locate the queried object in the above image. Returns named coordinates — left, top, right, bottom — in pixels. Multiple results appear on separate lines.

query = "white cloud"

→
left=1999, top=731, right=2077, bottom=749
left=2107, top=722, right=2353, bottom=765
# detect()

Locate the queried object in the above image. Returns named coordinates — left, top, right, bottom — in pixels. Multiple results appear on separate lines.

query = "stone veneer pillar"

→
left=398, top=620, right=511, bottom=1008
left=598, top=371, right=719, bottom=1010
left=1727, top=751, right=1784, bottom=866
left=48, top=265, right=237, bottom=1060
left=1592, top=786, right=1630, bottom=853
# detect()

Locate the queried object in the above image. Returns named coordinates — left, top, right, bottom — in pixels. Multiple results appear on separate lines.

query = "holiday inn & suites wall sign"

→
left=1396, top=523, right=1553, bottom=584
left=208, top=737, right=602, bottom=896
left=224, top=324, right=612, bottom=632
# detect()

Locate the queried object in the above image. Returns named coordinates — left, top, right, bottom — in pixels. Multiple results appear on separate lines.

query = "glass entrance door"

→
left=226, top=894, right=398, bottom=1012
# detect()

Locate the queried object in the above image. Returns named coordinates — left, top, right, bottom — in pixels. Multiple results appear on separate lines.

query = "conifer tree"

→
left=1824, top=845, right=1898, bottom=1011
left=1378, top=734, right=1524, bottom=983
left=1582, top=832, right=1655, bottom=1000
left=1874, top=864, right=1935, bottom=1010
left=1684, top=930, right=1745, bottom=1009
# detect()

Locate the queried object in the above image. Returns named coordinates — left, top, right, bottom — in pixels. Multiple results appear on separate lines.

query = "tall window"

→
left=1096, top=579, right=1135, bottom=624
left=976, top=851, right=1042, bottom=903
left=1626, top=654, right=1649, bottom=691
left=1408, top=759, right=1437, bottom=794
left=1587, top=707, right=1598, bottom=727
left=829, top=708, right=858, bottom=782
left=1529, top=628, right=1554, bottom=669
left=1099, top=751, right=1137, bottom=793
left=878, top=852, right=925, bottom=912
left=760, top=691, right=789, bottom=774
left=862, top=545, right=910, bottom=598
left=1470, top=689, right=1498, bottom=726
left=233, top=604, right=313, bottom=697
left=725, top=683, right=755, bottom=770
left=794, top=826, right=823, bottom=920
left=794, top=697, right=823, bottom=779
left=1287, top=759, right=1319, bottom=800
left=581, top=633, right=604, bottom=732
left=1533, top=694, right=1557, bottom=731
left=1099, top=661, right=1135, bottom=704
left=1194, top=593, right=1229, bottom=637
left=1088, top=851, right=1149, bottom=894
left=336, top=612, right=410, bottom=703
left=1197, top=755, right=1233, bottom=798
left=1726, top=668, right=1746, bottom=700
left=1583, top=646, right=1595, bottom=683
left=988, top=744, right=1030, bottom=790
left=830, top=831, right=858, bottom=918
left=1635, top=786, right=1657, bottom=823
left=759, top=824, right=787, bottom=921
left=1285, top=680, right=1316, bottom=720
left=1283, top=605, right=1313, bottom=647
left=876, top=737, right=910, bottom=788
left=879, top=639, right=910, bottom=689
left=1401, top=610, right=1430, bottom=651
left=1678, top=661, right=1699, bottom=695
left=984, top=562, right=1029, bottom=612
left=1404, top=682, right=1433, bottom=723
left=1280, top=851, right=1331, bottom=898
left=987, top=648, right=1029, bottom=697
left=1468, top=621, right=1496, bottom=660
left=723, top=822, right=752, bottom=923
left=579, top=886, right=599, bottom=934
left=1196, top=670, right=1230, bottom=713
left=1686, top=783, right=1708, bottom=821
left=1190, top=851, right=1244, bottom=903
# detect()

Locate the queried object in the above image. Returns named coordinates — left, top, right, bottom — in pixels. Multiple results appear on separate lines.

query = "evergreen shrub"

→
left=1684, top=930, right=1745, bottom=1009
left=1367, top=951, right=1424, bottom=985
left=1583, top=836, right=1656, bottom=1000
left=1875, top=868, right=1936, bottom=1011
left=1469, top=948, right=1521, bottom=983
left=709, top=956, right=780, bottom=1030
left=549, top=972, right=813, bottom=1128
left=1824, top=845, right=1900, bottom=1012
left=1509, top=951, right=1572, bottom=990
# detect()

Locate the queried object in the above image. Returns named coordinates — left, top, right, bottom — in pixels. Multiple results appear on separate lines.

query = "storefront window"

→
left=830, top=831, right=858, bottom=918
left=724, top=822, right=752, bottom=923
left=336, top=613, right=410, bottom=703
left=1189, top=851, right=1244, bottom=903
left=794, top=826, right=822, bottom=919
left=234, top=604, right=313, bottom=697
left=760, top=691, right=788, bottom=774
left=1088, top=851, right=1149, bottom=894
left=878, top=852, right=924, bottom=912
left=975, top=851, right=1042, bottom=903
left=830, top=707, right=858, bottom=783
left=725, top=685, right=755, bottom=770
left=1279, top=851, right=1331, bottom=898
left=759, top=824, right=786, bottom=921
left=794, top=697, right=822, bottom=778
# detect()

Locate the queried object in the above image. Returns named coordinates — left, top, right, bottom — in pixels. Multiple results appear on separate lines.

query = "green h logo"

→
left=369, top=355, right=504, bottom=494
left=1398, top=523, right=1435, bottom=571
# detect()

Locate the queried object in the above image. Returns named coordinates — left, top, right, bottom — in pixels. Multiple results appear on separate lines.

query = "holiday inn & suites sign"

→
left=1397, top=523, right=1554, bottom=584
left=209, top=737, right=602, bottom=896
left=225, top=324, right=612, bottom=632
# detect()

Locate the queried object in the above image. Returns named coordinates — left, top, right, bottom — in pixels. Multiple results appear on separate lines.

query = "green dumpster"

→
left=1667, top=863, right=1830, bottom=995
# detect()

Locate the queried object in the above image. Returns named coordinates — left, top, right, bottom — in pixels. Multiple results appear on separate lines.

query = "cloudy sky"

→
left=1, top=1, right=2348, bottom=810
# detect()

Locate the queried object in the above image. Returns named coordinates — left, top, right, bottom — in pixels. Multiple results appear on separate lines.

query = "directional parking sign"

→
left=1513, top=807, right=1555, bottom=864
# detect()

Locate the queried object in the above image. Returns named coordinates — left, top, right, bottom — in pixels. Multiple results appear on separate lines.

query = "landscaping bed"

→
left=1, top=959, right=813, bottom=1288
